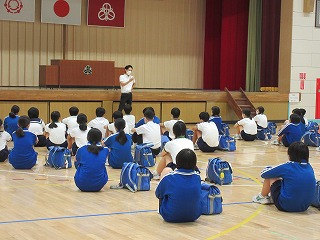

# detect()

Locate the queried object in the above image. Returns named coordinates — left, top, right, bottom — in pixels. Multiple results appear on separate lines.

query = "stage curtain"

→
left=246, top=0, right=262, bottom=92
left=260, top=0, right=281, bottom=89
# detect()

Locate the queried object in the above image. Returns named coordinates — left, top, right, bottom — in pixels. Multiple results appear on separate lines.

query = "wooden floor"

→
left=1, top=130, right=320, bottom=239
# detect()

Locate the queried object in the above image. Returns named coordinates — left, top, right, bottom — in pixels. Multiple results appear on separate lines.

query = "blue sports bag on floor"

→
left=201, top=182, right=223, bottom=215
left=206, top=158, right=233, bottom=185
left=45, top=146, right=72, bottom=169
left=134, top=143, right=155, bottom=167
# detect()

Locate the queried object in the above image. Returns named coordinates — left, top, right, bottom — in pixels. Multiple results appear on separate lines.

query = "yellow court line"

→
left=205, top=168, right=264, bottom=239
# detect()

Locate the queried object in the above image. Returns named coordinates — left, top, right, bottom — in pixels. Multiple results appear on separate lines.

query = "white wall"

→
left=290, top=0, right=320, bottom=120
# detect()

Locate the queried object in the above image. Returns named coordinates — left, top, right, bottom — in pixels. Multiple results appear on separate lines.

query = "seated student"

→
left=123, top=104, right=135, bottom=133
left=62, top=106, right=79, bottom=135
left=132, top=109, right=161, bottom=157
left=103, top=118, right=133, bottom=169
left=234, top=109, right=257, bottom=141
left=272, top=113, right=303, bottom=147
left=192, top=112, right=219, bottom=152
left=300, top=108, right=308, bottom=126
left=107, top=111, right=130, bottom=137
left=209, top=106, right=223, bottom=134
left=153, top=121, right=194, bottom=179
left=45, top=111, right=68, bottom=149
left=283, top=108, right=306, bottom=134
left=74, top=128, right=109, bottom=192
left=4, top=105, right=20, bottom=136
left=155, top=148, right=202, bottom=223
left=253, top=106, right=268, bottom=130
left=160, top=107, right=182, bottom=140
left=27, top=107, right=46, bottom=147
left=252, top=142, right=315, bottom=212
left=88, top=107, right=109, bottom=138
left=0, top=118, right=11, bottom=162
left=9, top=116, right=38, bottom=169
left=68, top=113, right=91, bottom=156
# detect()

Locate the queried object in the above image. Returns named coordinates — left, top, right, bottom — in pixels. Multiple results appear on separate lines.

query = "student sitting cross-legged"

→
left=74, top=128, right=109, bottom=192
left=45, top=111, right=68, bottom=150
left=155, top=148, right=202, bottom=223
left=252, top=142, right=315, bottom=212
left=234, top=109, right=257, bottom=141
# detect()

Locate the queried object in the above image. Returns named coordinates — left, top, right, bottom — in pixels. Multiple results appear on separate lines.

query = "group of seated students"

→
left=0, top=104, right=317, bottom=223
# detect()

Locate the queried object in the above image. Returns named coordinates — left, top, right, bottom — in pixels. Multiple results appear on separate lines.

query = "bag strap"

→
left=126, top=163, right=138, bottom=192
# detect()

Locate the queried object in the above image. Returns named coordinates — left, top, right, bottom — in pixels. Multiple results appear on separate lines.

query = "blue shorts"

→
left=270, top=179, right=285, bottom=211
left=197, top=137, right=217, bottom=152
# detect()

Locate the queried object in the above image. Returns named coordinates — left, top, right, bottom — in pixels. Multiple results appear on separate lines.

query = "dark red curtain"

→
left=204, top=0, right=249, bottom=90
left=260, top=0, right=281, bottom=87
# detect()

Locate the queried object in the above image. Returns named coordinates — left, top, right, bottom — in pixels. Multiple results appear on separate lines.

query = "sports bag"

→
left=311, top=180, right=320, bottom=208
left=267, top=122, right=277, bottom=135
left=201, top=182, right=223, bottom=215
left=218, top=135, right=236, bottom=151
left=257, top=128, right=272, bottom=140
left=119, top=162, right=152, bottom=192
left=220, top=123, right=230, bottom=136
left=206, top=158, right=233, bottom=185
left=45, top=146, right=72, bottom=169
left=300, top=131, right=320, bottom=147
left=186, top=129, right=194, bottom=141
left=134, top=143, right=155, bottom=167
left=306, top=121, right=319, bottom=132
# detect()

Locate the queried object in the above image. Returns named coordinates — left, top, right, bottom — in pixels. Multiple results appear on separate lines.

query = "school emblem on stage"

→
left=4, top=0, right=23, bottom=14
left=98, top=3, right=115, bottom=21
left=83, top=65, right=93, bottom=75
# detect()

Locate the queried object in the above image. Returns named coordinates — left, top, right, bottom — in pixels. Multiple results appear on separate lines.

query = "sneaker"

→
left=152, top=170, right=160, bottom=180
left=317, top=147, right=320, bottom=152
left=194, top=144, right=199, bottom=150
left=267, top=193, right=274, bottom=204
left=271, top=140, right=280, bottom=145
left=234, top=134, right=242, bottom=140
left=252, top=194, right=272, bottom=205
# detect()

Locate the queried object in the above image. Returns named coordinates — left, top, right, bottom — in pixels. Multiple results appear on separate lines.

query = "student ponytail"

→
left=86, top=128, right=103, bottom=155
left=77, top=113, right=88, bottom=131
left=49, top=111, right=60, bottom=129
left=114, top=118, right=127, bottom=145
left=9, top=105, right=20, bottom=119
left=15, top=116, right=30, bottom=138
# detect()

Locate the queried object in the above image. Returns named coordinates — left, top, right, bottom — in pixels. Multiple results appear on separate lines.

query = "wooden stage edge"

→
left=0, top=88, right=289, bottom=102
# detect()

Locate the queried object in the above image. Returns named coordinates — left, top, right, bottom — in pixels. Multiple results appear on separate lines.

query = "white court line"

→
left=0, top=169, right=73, bottom=179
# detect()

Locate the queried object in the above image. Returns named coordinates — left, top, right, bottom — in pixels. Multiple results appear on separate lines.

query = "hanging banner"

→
left=87, top=0, right=125, bottom=28
left=41, top=0, right=82, bottom=25
left=299, top=72, right=306, bottom=90
left=0, top=0, right=35, bottom=22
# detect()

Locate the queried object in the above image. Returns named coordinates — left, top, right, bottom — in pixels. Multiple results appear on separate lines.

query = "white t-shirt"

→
left=197, top=122, right=219, bottom=147
left=164, top=138, right=194, bottom=164
left=135, top=121, right=161, bottom=149
left=108, top=122, right=130, bottom=135
left=237, top=118, right=257, bottom=135
left=62, top=116, right=78, bottom=134
left=0, top=131, right=11, bottom=151
left=88, top=117, right=109, bottom=137
left=29, top=119, right=45, bottom=135
left=123, top=114, right=135, bottom=133
left=163, top=119, right=183, bottom=139
left=253, top=114, right=268, bottom=128
left=45, top=122, right=67, bottom=144
left=119, top=74, right=135, bottom=93
left=70, top=127, right=91, bottom=148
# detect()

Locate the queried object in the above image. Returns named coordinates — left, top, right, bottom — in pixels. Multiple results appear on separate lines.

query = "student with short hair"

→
left=103, top=118, right=133, bottom=169
left=192, top=112, right=219, bottom=152
left=0, top=118, right=11, bottom=162
left=155, top=148, right=202, bottom=223
left=74, top=128, right=109, bottom=192
left=160, top=107, right=182, bottom=140
left=253, top=106, right=268, bottom=129
left=4, top=105, right=20, bottom=136
left=44, top=111, right=68, bottom=149
left=28, top=107, right=46, bottom=147
left=154, top=121, right=194, bottom=179
left=252, top=142, right=315, bottom=212
left=88, top=107, right=109, bottom=138
left=234, top=109, right=257, bottom=141
left=132, top=109, right=161, bottom=157
left=9, top=116, right=38, bottom=169
left=62, top=106, right=79, bottom=134
left=107, top=110, right=130, bottom=136
left=68, top=113, right=91, bottom=156
left=123, top=104, right=135, bottom=133
left=272, top=113, right=303, bottom=147
left=209, top=106, right=223, bottom=134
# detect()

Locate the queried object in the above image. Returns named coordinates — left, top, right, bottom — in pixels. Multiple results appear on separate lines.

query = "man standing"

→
left=118, top=65, right=135, bottom=111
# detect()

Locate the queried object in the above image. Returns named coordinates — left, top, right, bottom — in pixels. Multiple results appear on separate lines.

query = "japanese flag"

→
left=41, top=0, right=81, bottom=25
left=0, top=0, right=35, bottom=22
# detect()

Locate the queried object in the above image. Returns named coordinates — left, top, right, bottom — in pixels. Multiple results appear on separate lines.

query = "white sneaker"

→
left=271, top=140, right=280, bottom=145
left=152, top=170, right=160, bottom=180
left=317, top=147, right=320, bottom=152
left=194, top=144, right=199, bottom=150
left=252, top=194, right=272, bottom=205
left=234, top=134, right=242, bottom=140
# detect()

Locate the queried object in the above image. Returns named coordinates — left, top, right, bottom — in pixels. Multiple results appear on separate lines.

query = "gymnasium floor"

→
left=0, top=132, right=320, bottom=239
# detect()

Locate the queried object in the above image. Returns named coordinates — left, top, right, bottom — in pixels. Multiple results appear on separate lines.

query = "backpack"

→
left=119, top=162, right=152, bottom=192
left=206, top=158, right=233, bottom=185
left=306, top=121, right=319, bottom=132
left=218, top=135, right=236, bottom=151
left=300, top=131, right=320, bottom=147
left=267, top=122, right=277, bottom=135
left=134, top=143, right=155, bottom=167
left=311, top=180, right=320, bottom=208
left=201, top=182, right=223, bottom=215
left=257, top=128, right=272, bottom=140
left=186, top=129, right=194, bottom=141
left=45, top=146, right=72, bottom=169
left=220, top=123, right=230, bottom=136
